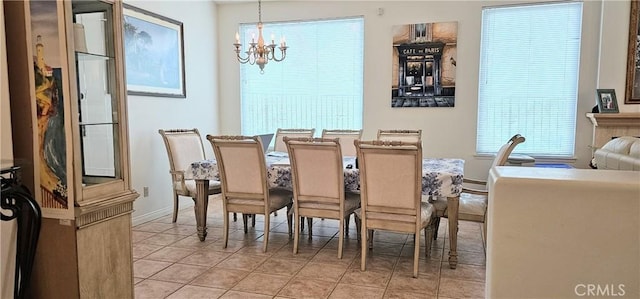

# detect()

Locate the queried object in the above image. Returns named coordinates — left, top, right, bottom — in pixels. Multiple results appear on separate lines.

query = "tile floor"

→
left=132, top=195, right=486, bottom=298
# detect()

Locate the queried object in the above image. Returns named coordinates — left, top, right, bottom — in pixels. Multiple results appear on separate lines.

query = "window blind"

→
left=240, top=17, right=364, bottom=137
left=477, top=2, right=583, bottom=157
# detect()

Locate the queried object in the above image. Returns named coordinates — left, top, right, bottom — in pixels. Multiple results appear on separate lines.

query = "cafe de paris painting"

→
left=392, top=21, right=457, bottom=108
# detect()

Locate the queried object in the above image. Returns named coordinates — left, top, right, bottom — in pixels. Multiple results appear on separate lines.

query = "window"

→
left=477, top=2, right=582, bottom=157
left=240, top=17, right=364, bottom=137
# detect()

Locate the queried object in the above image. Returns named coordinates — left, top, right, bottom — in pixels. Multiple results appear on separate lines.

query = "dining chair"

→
left=377, top=129, right=422, bottom=143
left=284, top=137, right=361, bottom=259
left=207, top=135, right=293, bottom=252
left=321, top=129, right=363, bottom=156
left=430, top=134, right=525, bottom=245
left=274, top=128, right=315, bottom=152
left=158, top=128, right=222, bottom=223
left=354, top=140, right=436, bottom=278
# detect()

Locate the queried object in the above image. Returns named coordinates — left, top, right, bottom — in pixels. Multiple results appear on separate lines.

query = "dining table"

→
left=184, top=152, right=465, bottom=269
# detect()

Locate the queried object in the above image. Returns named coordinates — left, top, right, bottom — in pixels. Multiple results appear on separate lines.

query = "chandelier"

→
left=234, top=0, right=288, bottom=74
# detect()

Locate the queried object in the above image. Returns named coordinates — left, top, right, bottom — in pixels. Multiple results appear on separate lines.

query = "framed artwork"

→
left=391, top=22, right=458, bottom=108
left=596, top=89, right=619, bottom=113
left=123, top=4, right=186, bottom=98
left=625, top=0, right=640, bottom=104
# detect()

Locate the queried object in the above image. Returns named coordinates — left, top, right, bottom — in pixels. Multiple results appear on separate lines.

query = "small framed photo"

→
left=596, top=89, right=619, bottom=113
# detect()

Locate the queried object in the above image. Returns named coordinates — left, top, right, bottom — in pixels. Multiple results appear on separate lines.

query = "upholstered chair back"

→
left=355, top=140, right=422, bottom=219
left=286, top=137, right=343, bottom=204
left=208, top=136, right=267, bottom=197
left=377, top=129, right=422, bottom=143
left=321, top=129, right=363, bottom=156
left=274, top=128, right=315, bottom=152
left=160, top=129, right=206, bottom=175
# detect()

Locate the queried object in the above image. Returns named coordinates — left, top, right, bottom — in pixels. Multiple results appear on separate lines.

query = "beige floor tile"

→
left=439, top=262, right=485, bottom=282
left=208, top=239, right=251, bottom=253
left=350, top=255, right=399, bottom=273
left=170, top=235, right=217, bottom=249
left=329, top=283, right=385, bottom=299
left=310, top=248, right=357, bottom=265
left=133, top=243, right=164, bottom=259
left=394, top=257, right=440, bottom=277
left=400, top=244, right=443, bottom=261
left=134, top=277, right=144, bottom=284
left=162, top=224, right=199, bottom=236
left=339, top=268, right=391, bottom=288
left=179, top=249, right=232, bottom=267
left=134, top=222, right=176, bottom=233
left=134, top=279, right=183, bottom=299
left=258, top=232, right=295, bottom=245
left=216, top=253, right=268, bottom=271
left=371, top=231, right=410, bottom=244
left=324, top=238, right=361, bottom=253
left=150, top=263, right=210, bottom=284
left=385, top=272, right=438, bottom=295
left=190, top=267, right=249, bottom=289
left=133, top=259, right=173, bottom=278
left=297, top=262, right=350, bottom=282
left=137, top=233, right=188, bottom=246
left=383, top=289, right=436, bottom=299
left=274, top=244, right=321, bottom=260
left=145, top=246, right=198, bottom=263
left=255, top=257, right=308, bottom=276
left=132, top=231, right=157, bottom=243
left=456, top=250, right=486, bottom=266
left=367, top=242, right=404, bottom=257
left=277, top=277, right=337, bottom=299
left=219, top=290, right=274, bottom=299
left=438, top=277, right=485, bottom=298
left=445, top=236, right=485, bottom=253
left=232, top=272, right=291, bottom=295
left=166, top=285, right=226, bottom=299
left=236, top=241, right=284, bottom=256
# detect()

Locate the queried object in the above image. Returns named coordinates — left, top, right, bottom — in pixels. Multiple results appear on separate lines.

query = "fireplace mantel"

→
left=586, top=113, right=640, bottom=149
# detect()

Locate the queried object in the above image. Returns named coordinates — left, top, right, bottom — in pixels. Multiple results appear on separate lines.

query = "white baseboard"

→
left=131, top=201, right=194, bottom=226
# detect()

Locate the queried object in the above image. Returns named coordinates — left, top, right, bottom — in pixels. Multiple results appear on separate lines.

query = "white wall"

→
left=216, top=0, right=635, bottom=180
left=126, top=0, right=220, bottom=223
left=0, top=2, right=17, bottom=297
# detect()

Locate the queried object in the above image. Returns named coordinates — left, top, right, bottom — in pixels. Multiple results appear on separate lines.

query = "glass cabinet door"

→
left=72, top=0, right=121, bottom=186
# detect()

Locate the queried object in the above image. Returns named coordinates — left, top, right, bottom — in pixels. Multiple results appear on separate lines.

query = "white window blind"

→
left=477, top=2, right=582, bottom=157
left=240, top=17, right=364, bottom=137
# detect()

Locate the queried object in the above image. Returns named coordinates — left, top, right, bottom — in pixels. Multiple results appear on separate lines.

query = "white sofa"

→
left=593, top=136, right=640, bottom=170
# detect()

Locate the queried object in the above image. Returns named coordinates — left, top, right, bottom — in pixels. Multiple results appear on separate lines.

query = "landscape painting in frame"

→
left=392, top=22, right=458, bottom=107
left=123, top=4, right=186, bottom=98
left=29, top=0, right=74, bottom=219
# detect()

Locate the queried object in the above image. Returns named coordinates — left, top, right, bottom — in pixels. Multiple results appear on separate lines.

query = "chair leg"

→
left=286, top=205, right=293, bottom=237
left=425, top=222, right=435, bottom=258
left=354, top=215, right=361, bottom=243
left=252, top=214, right=256, bottom=227
left=300, top=216, right=305, bottom=232
left=360, top=219, right=367, bottom=271
left=223, top=211, right=229, bottom=249
left=433, top=218, right=441, bottom=240
left=307, top=217, right=313, bottom=240
left=233, top=212, right=237, bottom=222
left=338, top=217, right=344, bottom=259
left=413, top=231, right=420, bottom=278
left=293, top=215, right=300, bottom=254
left=172, top=194, right=179, bottom=223
left=344, top=214, right=350, bottom=236
left=368, top=230, right=374, bottom=249
left=263, top=212, right=270, bottom=253
left=482, top=220, right=487, bottom=250
left=242, top=214, right=249, bottom=233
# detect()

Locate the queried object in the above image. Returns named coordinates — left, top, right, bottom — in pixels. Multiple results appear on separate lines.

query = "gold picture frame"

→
left=625, top=0, right=640, bottom=104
